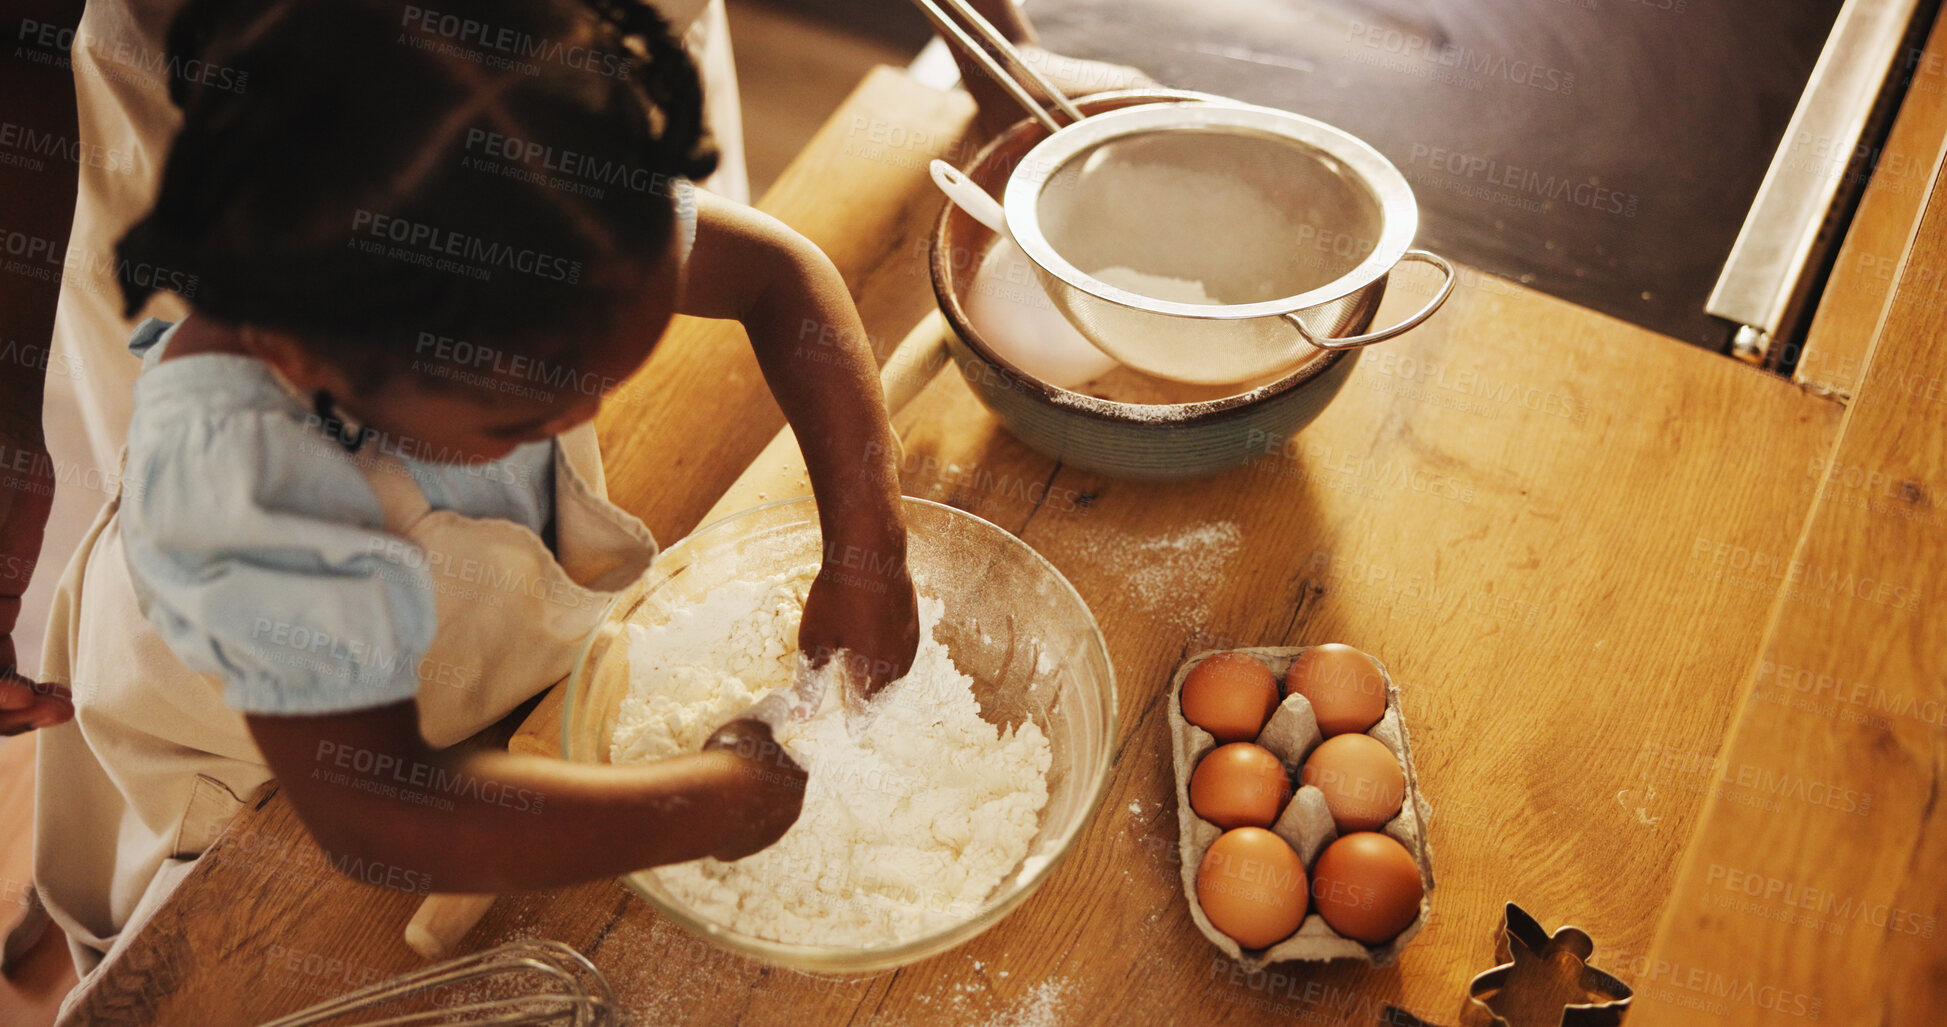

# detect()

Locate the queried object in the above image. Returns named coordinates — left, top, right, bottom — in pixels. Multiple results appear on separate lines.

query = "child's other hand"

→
left=800, top=559, right=920, bottom=697
left=0, top=637, right=72, bottom=736
left=702, top=719, right=808, bottom=862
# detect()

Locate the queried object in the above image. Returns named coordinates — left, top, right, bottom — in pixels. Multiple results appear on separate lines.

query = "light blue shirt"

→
left=119, top=183, right=692, bottom=715
left=119, top=319, right=556, bottom=715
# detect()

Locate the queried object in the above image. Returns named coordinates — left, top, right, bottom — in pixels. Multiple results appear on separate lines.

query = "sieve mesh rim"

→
left=1004, top=102, right=1420, bottom=321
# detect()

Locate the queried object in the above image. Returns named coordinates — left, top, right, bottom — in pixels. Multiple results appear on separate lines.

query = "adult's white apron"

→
left=32, top=422, right=655, bottom=994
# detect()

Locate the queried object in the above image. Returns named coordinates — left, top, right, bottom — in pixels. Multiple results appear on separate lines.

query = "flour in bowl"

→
left=609, top=566, right=1054, bottom=948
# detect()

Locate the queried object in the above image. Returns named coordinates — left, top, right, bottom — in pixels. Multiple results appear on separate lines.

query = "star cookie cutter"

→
left=1382, top=903, right=1632, bottom=1027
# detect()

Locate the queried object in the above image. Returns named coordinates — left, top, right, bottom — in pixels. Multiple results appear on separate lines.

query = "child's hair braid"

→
left=587, top=0, right=719, bottom=184
left=117, top=0, right=717, bottom=379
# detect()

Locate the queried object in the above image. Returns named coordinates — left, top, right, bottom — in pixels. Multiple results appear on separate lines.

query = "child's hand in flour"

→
left=702, top=719, right=808, bottom=861
left=800, top=555, right=919, bottom=698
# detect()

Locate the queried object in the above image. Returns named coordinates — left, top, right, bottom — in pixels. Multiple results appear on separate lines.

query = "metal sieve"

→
left=913, top=0, right=1454, bottom=386
left=1007, top=103, right=1454, bottom=384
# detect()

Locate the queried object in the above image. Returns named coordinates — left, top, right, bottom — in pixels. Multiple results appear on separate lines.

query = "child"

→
left=32, top=0, right=919, bottom=988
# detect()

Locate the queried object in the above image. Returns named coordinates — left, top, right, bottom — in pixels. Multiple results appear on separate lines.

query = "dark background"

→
left=777, top=0, right=1851, bottom=350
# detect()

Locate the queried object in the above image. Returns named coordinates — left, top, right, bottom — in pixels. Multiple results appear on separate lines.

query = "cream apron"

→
left=31, top=422, right=655, bottom=994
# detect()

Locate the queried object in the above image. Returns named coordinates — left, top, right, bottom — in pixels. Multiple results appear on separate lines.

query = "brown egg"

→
left=1180, top=652, right=1281, bottom=743
left=1309, top=832, right=1424, bottom=944
left=1300, top=733, right=1404, bottom=832
left=1190, top=743, right=1293, bottom=829
left=1285, top=644, right=1387, bottom=736
left=1195, top=827, right=1309, bottom=948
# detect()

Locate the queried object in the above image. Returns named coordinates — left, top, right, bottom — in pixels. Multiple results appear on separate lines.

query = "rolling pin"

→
left=403, top=312, right=953, bottom=959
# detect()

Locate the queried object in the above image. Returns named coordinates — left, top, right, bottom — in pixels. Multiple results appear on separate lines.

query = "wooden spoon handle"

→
left=403, top=893, right=496, bottom=960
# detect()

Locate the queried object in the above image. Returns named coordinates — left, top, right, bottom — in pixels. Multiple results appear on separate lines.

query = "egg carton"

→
left=1170, top=646, right=1435, bottom=968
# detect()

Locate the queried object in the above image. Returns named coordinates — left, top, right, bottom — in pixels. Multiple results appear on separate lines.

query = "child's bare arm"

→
left=678, top=191, right=919, bottom=691
left=247, top=705, right=803, bottom=893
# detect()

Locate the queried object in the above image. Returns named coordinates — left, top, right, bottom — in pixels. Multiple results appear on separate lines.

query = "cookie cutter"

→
left=1383, top=902, right=1632, bottom=1027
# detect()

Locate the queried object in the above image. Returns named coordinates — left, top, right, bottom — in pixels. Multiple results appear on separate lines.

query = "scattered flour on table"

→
left=1052, top=521, right=1241, bottom=629
left=609, top=566, right=1053, bottom=949
left=992, top=976, right=1077, bottom=1027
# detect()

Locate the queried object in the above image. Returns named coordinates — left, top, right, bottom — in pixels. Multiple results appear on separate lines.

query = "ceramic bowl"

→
left=931, top=90, right=1380, bottom=481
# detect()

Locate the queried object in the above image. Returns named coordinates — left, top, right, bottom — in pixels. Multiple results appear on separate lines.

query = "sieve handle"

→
left=1282, top=250, right=1456, bottom=351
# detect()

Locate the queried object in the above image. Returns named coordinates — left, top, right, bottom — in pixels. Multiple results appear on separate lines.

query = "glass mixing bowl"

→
left=559, top=496, right=1117, bottom=973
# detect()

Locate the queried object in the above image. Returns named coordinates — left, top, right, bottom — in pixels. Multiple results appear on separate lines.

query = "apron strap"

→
left=351, top=427, right=653, bottom=587
left=554, top=423, right=609, bottom=499
left=355, top=452, right=436, bottom=537
left=551, top=425, right=658, bottom=590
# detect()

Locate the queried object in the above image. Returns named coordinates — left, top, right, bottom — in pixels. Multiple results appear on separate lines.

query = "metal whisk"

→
left=257, top=940, right=615, bottom=1026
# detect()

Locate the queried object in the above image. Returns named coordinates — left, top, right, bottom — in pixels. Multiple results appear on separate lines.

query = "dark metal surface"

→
left=1031, top=0, right=1849, bottom=349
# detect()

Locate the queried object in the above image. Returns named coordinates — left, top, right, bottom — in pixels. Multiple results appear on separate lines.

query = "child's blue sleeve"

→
left=675, top=177, right=698, bottom=263
left=118, top=407, right=437, bottom=716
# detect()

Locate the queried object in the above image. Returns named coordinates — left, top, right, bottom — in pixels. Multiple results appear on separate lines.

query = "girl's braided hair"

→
left=119, top=0, right=717, bottom=377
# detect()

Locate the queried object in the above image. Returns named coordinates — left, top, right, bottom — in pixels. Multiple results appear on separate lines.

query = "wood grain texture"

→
left=1794, top=12, right=1947, bottom=399
left=1637, top=126, right=1947, bottom=1026
left=63, top=69, right=1897, bottom=1027
left=842, top=261, right=1843, bottom=1027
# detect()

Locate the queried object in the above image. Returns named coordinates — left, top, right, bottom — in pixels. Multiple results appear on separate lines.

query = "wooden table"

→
left=65, top=68, right=1945, bottom=1026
